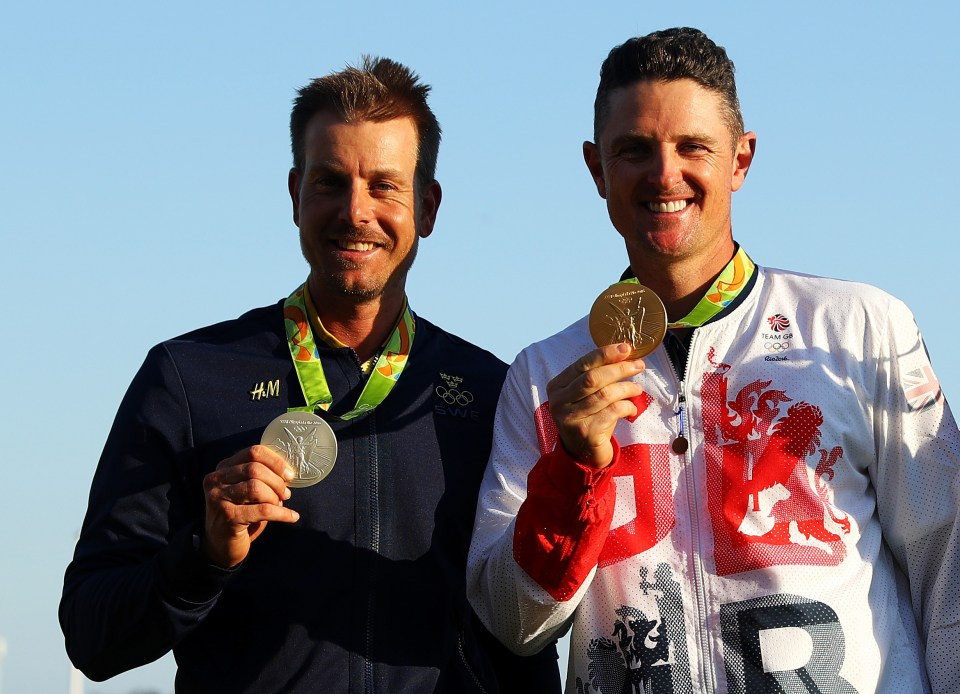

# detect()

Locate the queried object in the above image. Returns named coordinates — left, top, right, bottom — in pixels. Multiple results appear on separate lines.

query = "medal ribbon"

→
left=283, top=283, right=414, bottom=420
left=622, top=247, right=755, bottom=328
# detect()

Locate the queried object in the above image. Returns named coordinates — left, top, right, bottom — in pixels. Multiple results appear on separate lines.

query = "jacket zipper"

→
left=458, top=632, right=488, bottom=693
left=364, top=413, right=380, bottom=694
left=669, top=332, right=716, bottom=693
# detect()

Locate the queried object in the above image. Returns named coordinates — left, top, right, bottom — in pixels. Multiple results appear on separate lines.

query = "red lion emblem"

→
left=702, top=348, right=850, bottom=575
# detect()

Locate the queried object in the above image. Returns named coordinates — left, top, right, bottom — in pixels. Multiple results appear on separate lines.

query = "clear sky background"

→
left=2, top=1, right=958, bottom=692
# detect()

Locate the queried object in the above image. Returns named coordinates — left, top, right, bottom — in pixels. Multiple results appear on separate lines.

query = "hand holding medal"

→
left=201, top=443, right=303, bottom=568
left=544, top=282, right=667, bottom=469
left=586, top=280, right=690, bottom=455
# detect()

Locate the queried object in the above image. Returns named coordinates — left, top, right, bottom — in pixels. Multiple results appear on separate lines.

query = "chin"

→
left=309, top=273, right=380, bottom=301
left=630, top=234, right=692, bottom=258
left=334, top=280, right=386, bottom=301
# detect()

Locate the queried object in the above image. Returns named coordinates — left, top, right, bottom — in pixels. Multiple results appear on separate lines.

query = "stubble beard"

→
left=306, top=236, right=420, bottom=303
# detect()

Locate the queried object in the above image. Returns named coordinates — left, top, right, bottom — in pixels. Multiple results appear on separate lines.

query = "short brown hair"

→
left=594, top=28, right=744, bottom=144
left=290, top=56, right=442, bottom=191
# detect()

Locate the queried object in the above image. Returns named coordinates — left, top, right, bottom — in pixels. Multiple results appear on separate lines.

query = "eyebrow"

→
left=306, top=161, right=410, bottom=182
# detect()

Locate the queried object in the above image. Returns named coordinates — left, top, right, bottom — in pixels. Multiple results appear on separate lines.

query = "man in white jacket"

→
left=467, top=27, right=960, bottom=693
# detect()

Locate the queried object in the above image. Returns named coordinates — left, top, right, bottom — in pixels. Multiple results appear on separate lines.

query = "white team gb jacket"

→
left=467, top=266, right=960, bottom=693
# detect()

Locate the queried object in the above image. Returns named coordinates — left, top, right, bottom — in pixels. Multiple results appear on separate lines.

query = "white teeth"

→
left=648, top=200, right=688, bottom=213
left=341, top=241, right=376, bottom=251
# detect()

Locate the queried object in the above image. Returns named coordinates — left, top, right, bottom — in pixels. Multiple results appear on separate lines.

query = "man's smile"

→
left=646, top=199, right=689, bottom=213
left=336, top=239, right=380, bottom=252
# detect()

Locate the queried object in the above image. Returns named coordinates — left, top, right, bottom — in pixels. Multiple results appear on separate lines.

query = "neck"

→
left=308, top=276, right=405, bottom=364
left=628, top=242, right=736, bottom=322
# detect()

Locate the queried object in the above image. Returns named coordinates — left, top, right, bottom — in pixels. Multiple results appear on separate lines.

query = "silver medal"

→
left=261, top=411, right=337, bottom=487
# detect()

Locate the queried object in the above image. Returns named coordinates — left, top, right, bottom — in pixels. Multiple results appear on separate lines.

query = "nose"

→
left=646, top=145, right=683, bottom=191
left=340, top=181, right=374, bottom=226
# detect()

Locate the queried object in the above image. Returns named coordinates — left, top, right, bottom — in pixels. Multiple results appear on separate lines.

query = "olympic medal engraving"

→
left=589, top=282, right=668, bottom=359
left=261, top=412, right=337, bottom=488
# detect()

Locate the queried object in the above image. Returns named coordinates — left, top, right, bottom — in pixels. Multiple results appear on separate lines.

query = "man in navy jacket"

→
left=61, top=57, right=559, bottom=693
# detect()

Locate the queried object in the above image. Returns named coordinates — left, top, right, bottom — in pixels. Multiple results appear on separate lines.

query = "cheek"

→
left=703, top=173, right=733, bottom=203
left=299, top=227, right=324, bottom=252
left=382, top=207, right=419, bottom=236
left=700, top=163, right=732, bottom=191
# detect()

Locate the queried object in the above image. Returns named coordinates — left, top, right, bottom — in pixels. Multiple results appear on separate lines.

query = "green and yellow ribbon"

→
left=283, top=284, right=414, bottom=420
left=623, top=247, right=755, bottom=328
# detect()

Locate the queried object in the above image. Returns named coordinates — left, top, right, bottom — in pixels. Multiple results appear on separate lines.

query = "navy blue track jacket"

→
left=60, top=300, right=560, bottom=693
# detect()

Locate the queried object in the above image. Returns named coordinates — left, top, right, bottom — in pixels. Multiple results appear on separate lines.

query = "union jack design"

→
left=903, top=365, right=942, bottom=412
left=767, top=314, right=791, bottom=332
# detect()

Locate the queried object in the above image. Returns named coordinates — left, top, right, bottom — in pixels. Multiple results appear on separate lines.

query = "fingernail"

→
left=291, top=511, right=301, bottom=522
left=283, top=487, right=292, bottom=500
left=283, top=465, right=295, bottom=481
left=617, top=342, right=631, bottom=354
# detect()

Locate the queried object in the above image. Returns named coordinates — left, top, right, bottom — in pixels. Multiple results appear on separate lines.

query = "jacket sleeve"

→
left=869, top=298, right=960, bottom=692
left=467, top=351, right=619, bottom=656
left=59, top=345, right=235, bottom=681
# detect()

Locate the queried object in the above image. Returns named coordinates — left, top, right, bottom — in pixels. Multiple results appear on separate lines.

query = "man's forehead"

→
left=600, top=79, right=731, bottom=140
left=301, top=113, right=420, bottom=181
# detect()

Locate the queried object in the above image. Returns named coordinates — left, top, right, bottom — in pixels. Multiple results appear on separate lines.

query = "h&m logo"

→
left=250, top=380, right=281, bottom=401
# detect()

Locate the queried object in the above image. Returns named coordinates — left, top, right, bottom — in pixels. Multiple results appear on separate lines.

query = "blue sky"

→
left=2, top=1, right=958, bottom=692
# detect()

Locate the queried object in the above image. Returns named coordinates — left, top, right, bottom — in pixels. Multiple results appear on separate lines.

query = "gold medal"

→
left=261, top=411, right=338, bottom=487
left=589, top=282, right=667, bottom=359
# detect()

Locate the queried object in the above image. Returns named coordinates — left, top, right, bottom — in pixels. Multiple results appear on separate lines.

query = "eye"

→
left=311, top=174, right=344, bottom=189
left=679, top=142, right=709, bottom=156
left=618, top=142, right=650, bottom=159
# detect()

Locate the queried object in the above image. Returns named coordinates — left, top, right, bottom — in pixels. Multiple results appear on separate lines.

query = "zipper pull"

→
left=672, top=384, right=689, bottom=455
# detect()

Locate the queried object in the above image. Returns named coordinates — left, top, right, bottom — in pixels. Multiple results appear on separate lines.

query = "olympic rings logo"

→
left=764, top=341, right=790, bottom=353
left=435, top=386, right=474, bottom=406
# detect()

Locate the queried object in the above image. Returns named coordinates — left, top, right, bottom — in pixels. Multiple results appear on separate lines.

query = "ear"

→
left=417, top=180, right=442, bottom=239
left=731, top=131, right=757, bottom=192
left=582, top=141, right=607, bottom=199
left=288, top=168, right=302, bottom=226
